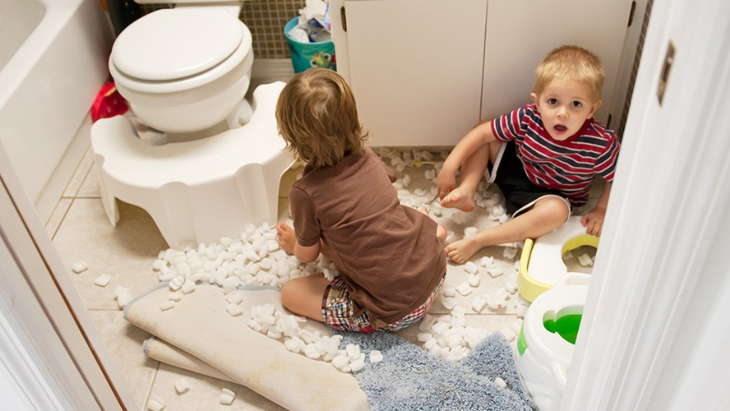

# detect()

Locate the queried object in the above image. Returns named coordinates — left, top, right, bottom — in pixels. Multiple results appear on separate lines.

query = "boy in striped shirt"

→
left=437, top=45, right=620, bottom=264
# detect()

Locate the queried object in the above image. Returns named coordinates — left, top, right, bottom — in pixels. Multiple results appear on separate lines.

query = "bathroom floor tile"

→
left=53, top=198, right=166, bottom=310
left=77, top=160, right=102, bottom=198
left=89, top=310, right=159, bottom=410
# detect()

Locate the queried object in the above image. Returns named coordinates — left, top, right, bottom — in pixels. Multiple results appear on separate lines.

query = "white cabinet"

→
left=331, top=0, right=634, bottom=147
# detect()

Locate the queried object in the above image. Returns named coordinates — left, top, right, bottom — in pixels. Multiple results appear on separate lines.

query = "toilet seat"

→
left=517, top=283, right=589, bottom=411
left=109, top=8, right=252, bottom=94
left=518, top=216, right=598, bottom=301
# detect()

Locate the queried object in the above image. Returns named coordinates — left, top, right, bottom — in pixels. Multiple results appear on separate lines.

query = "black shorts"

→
left=488, top=141, right=571, bottom=218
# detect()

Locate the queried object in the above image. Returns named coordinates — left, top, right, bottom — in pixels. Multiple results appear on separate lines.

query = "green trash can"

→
left=284, top=18, right=336, bottom=73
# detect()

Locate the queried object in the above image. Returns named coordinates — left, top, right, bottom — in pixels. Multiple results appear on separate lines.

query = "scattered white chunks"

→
left=369, top=350, right=383, bottom=363
left=71, top=260, right=88, bottom=273
left=94, top=274, right=111, bottom=287
left=174, top=377, right=190, bottom=394
left=578, top=253, right=594, bottom=267
left=219, top=388, right=235, bottom=405
left=494, top=377, right=507, bottom=388
left=146, top=395, right=165, bottom=411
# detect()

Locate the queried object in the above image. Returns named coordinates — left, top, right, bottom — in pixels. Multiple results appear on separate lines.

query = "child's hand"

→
left=276, top=221, right=297, bottom=254
left=581, top=207, right=606, bottom=237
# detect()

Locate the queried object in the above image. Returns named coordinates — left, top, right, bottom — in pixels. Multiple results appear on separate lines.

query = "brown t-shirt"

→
left=290, top=147, right=447, bottom=326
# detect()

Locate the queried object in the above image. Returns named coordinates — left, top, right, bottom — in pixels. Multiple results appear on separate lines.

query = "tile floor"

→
left=46, top=145, right=596, bottom=410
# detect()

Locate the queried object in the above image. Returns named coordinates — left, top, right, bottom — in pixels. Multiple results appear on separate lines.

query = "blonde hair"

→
left=275, top=68, right=368, bottom=168
left=533, top=45, right=605, bottom=103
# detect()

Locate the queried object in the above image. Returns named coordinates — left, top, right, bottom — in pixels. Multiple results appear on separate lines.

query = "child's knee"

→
left=537, top=197, right=570, bottom=224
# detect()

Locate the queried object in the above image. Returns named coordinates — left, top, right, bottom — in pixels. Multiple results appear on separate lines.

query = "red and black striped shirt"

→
left=491, top=104, right=620, bottom=207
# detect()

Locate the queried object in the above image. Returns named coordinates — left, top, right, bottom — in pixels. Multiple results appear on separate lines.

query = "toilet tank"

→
left=133, top=0, right=247, bottom=17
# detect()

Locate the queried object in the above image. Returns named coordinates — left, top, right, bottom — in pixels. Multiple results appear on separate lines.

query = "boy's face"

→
left=530, top=79, right=602, bottom=141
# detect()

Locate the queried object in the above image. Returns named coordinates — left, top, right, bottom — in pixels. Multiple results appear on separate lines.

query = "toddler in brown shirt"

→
left=275, top=68, right=447, bottom=332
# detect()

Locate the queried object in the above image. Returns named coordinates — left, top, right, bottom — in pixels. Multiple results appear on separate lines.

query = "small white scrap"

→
left=181, top=280, right=196, bottom=294
left=146, top=395, right=165, bottom=411
left=456, top=282, right=473, bottom=296
left=442, top=284, right=456, bottom=298
left=441, top=296, right=457, bottom=310
left=467, top=273, right=480, bottom=287
left=369, top=350, right=383, bottom=363
left=94, top=274, right=111, bottom=287
left=159, top=300, right=175, bottom=311
left=578, top=253, right=594, bottom=267
left=486, top=266, right=503, bottom=278
left=464, top=261, right=478, bottom=274
left=503, top=247, right=518, bottom=259
left=227, top=304, right=243, bottom=317
left=219, top=388, right=235, bottom=405
left=471, top=297, right=487, bottom=313
left=174, top=377, right=190, bottom=394
left=463, top=227, right=478, bottom=239
left=494, top=377, right=507, bottom=388
left=350, top=358, right=366, bottom=372
left=71, top=260, right=88, bottom=274
left=115, top=286, right=131, bottom=309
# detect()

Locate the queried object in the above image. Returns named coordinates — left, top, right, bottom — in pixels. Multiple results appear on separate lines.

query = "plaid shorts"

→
left=321, top=274, right=446, bottom=333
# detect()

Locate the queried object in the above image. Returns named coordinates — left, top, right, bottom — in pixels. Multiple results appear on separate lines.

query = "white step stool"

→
left=91, top=82, right=294, bottom=249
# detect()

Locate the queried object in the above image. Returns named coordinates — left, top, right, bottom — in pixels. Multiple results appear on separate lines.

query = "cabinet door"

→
left=482, top=0, right=633, bottom=128
left=342, top=0, right=487, bottom=147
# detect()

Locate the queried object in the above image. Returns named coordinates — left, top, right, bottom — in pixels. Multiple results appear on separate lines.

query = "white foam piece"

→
left=418, top=314, right=437, bottom=331
left=464, top=261, right=478, bottom=274
left=146, top=398, right=165, bottom=411
left=331, top=354, right=350, bottom=370
left=369, top=350, right=383, bottom=363
left=159, top=301, right=175, bottom=311
left=227, top=304, right=243, bottom=317
left=486, top=267, right=503, bottom=278
left=346, top=344, right=361, bottom=360
left=94, top=274, right=111, bottom=287
left=174, top=377, right=191, bottom=394
left=471, top=297, right=487, bottom=313
left=304, top=344, right=321, bottom=359
left=467, top=273, right=480, bottom=287
left=350, top=358, right=365, bottom=372
left=463, top=227, right=478, bottom=240
left=181, top=280, right=196, bottom=294
left=578, top=253, right=594, bottom=266
left=219, top=388, right=235, bottom=405
left=494, top=377, right=507, bottom=388
left=441, top=296, right=457, bottom=310
left=71, top=260, right=88, bottom=274
left=168, top=292, right=182, bottom=302
left=456, top=282, right=473, bottom=296
left=169, top=276, right=184, bottom=291
left=503, top=246, right=518, bottom=259
left=478, top=256, right=493, bottom=268
left=417, top=332, right=433, bottom=342
left=442, top=284, right=456, bottom=298
left=423, top=338, right=437, bottom=350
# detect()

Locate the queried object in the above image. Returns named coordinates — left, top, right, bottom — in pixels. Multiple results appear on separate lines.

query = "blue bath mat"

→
left=339, top=331, right=537, bottom=411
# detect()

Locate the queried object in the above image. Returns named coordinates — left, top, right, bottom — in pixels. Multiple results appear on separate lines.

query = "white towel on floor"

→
left=125, top=284, right=369, bottom=411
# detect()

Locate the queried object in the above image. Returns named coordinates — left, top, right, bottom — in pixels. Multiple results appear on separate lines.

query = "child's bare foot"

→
left=441, top=188, right=475, bottom=212
left=418, top=207, right=447, bottom=240
left=445, top=238, right=482, bottom=264
left=276, top=221, right=297, bottom=255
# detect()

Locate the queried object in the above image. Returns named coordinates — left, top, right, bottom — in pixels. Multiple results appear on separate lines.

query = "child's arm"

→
left=581, top=182, right=612, bottom=236
left=437, top=120, right=497, bottom=198
left=276, top=221, right=321, bottom=262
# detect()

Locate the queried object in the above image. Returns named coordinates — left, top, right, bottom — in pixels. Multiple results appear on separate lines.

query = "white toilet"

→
left=91, top=1, right=294, bottom=249
left=109, top=2, right=254, bottom=137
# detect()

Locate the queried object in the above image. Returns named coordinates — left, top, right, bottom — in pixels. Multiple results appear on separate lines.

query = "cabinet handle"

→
left=340, top=6, right=347, bottom=32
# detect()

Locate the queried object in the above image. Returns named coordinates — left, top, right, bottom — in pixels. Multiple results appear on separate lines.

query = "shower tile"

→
left=146, top=363, right=284, bottom=411
left=53, top=198, right=166, bottom=310
left=89, top=310, right=159, bottom=410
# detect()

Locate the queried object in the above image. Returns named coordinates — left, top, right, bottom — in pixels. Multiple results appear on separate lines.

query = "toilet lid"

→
left=111, top=8, right=244, bottom=81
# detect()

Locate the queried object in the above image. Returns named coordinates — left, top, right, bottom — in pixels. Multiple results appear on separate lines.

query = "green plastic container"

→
left=284, top=18, right=336, bottom=73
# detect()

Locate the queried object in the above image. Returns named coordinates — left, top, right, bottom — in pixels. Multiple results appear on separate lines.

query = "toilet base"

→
left=91, top=82, right=294, bottom=249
